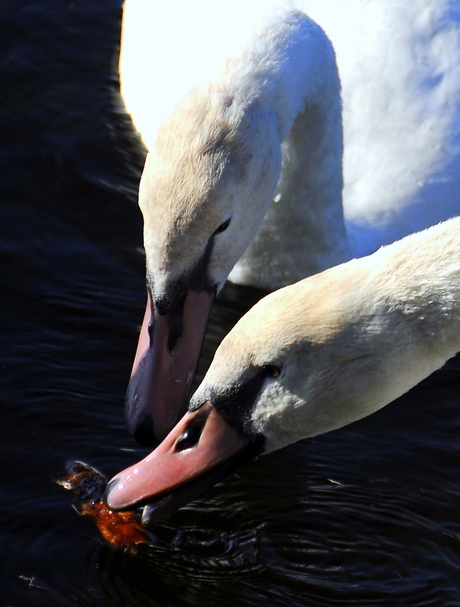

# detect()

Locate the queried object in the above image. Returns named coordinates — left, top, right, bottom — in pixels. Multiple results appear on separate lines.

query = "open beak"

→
left=107, top=402, right=264, bottom=525
left=125, top=290, right=215, bottom=445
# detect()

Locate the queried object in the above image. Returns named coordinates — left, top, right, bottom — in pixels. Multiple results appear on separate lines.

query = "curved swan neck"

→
left=225, top=11, right=350, bottom=289
left=141, top=10, right=351, bottom=294
left=216, top=11, right=339, bottom=138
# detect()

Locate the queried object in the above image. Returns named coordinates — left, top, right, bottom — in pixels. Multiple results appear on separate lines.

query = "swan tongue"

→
left=106, top=403, right=263, bottom=524
left=125, top=291, right=215, bottom=445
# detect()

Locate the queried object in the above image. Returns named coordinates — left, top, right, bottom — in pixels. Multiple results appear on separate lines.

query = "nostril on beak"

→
left=174, top=409, right=209, bottom=452
left=174, top=425, right=202, bottom=451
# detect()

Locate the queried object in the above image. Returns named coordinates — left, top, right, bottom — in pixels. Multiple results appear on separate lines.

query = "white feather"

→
left=120, top=0, right=460, bottom=288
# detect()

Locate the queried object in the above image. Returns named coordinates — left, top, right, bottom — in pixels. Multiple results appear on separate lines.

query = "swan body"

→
left=119, top=2, right=460, bottom=444
left=108, top=217, right=460, bottom=518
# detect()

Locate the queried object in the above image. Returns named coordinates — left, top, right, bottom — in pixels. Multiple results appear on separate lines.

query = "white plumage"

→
left=119, top=1, right=460, bottom=445
left=120, top=0, right=460, bottom=285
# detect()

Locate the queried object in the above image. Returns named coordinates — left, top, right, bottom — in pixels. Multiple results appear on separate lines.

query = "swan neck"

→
left=229, top=59, right=349, bottom=289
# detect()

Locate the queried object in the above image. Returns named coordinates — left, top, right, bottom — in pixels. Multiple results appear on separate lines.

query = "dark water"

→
left=1, top=2, right=460, bottom=605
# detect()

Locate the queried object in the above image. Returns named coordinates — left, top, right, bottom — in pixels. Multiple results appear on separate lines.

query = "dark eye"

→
left=262, top=364, right=281, bottom=378
left=214, top=218, right=231, bottom=235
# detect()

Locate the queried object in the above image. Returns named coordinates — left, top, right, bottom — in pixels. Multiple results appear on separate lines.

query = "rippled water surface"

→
left=2, top=2, right=460, bottom=606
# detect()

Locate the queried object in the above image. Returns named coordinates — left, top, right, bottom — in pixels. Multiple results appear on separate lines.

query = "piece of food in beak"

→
left=57, top=461, right=148, bottom=548
left=125, top=291, right=215, bottom=446
left=106, top=403, right=264, bottom=526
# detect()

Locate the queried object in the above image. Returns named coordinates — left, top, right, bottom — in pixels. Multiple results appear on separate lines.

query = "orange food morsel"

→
left=80, top=500, right=147, bottom=547
left=57, top=460, right=148, bottom=549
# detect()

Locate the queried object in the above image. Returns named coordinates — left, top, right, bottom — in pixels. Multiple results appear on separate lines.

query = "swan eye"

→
left=214, top=218, right=231, bottom=235
left=262, top=364, right=281, bottom=379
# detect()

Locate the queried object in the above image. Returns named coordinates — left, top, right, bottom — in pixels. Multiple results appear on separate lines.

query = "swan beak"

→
left=106, top=402, right=264, bottom=525
left=125, top=291, right=215, bottom=446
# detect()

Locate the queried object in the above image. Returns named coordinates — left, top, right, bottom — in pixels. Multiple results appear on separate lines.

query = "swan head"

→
left=108, top=260, right=402, bottom=521
left=187, top=271, right=377, bottom=454
left=125, top=86, right=282, bottom=445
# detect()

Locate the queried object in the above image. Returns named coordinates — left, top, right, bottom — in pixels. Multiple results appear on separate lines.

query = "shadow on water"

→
left=1, top=1, right=460, bottom=606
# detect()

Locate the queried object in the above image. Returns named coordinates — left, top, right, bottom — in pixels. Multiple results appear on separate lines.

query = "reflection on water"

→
left=1, top=1, right=460, bottom=606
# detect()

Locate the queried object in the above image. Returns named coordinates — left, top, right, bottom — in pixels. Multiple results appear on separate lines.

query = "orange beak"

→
left=107, top=403, right=264, bottom=525
left=125, top=290, right=215, bottom=445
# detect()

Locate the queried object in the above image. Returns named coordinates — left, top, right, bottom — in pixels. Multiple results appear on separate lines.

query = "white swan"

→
left=107, top=217, right=460, bottom=522
left=120, top=3, right=460, bottom=445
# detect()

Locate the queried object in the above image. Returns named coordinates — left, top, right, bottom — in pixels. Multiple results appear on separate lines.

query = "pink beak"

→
left=125, top=290, right=215, bottom=445
left=107, top=403, right=264, bottom=525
